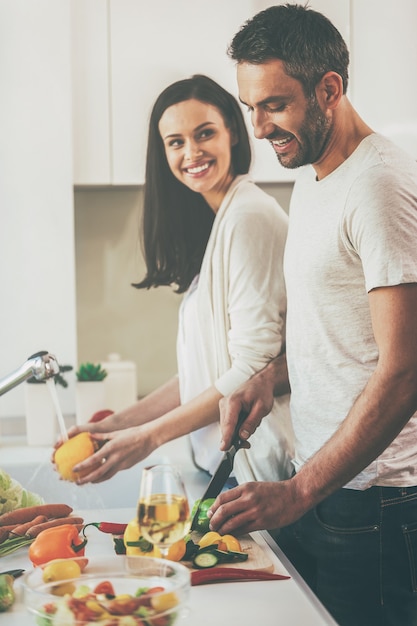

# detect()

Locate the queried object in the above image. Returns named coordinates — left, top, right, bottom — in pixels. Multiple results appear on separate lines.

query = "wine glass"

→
left=137, top=464, right=191, bottom=558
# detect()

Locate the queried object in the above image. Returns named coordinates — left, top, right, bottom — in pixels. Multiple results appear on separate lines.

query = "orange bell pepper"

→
left=28, top=524, right=88, bottom=567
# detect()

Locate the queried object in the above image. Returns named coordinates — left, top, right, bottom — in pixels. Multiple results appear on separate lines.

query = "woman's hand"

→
left=71, top=424, right=157, bottom=484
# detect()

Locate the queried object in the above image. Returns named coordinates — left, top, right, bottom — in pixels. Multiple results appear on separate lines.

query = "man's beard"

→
left=271, top=97, right=332, bottom=169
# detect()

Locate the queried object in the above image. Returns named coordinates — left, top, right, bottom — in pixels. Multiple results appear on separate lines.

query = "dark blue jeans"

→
left=275, top=485, right=417, bottom=626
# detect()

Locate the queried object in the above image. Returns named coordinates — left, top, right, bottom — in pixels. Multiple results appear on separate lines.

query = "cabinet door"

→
left=350, top=0, right=417, bottom=158
left=71, top=0, right=111, bottom=184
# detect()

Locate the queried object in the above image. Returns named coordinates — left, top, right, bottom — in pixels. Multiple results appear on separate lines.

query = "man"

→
left=208, top=5, right=417, bottom=626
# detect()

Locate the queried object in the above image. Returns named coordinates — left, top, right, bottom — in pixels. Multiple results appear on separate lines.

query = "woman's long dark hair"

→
left=133, top=74, right=251, bottom=294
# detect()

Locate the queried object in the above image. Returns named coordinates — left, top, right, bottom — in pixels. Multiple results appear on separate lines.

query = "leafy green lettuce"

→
left=0, top=469, right=44, bottom=515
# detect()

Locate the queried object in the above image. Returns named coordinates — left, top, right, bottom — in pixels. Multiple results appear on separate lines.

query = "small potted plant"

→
left=25, top=365, right=73, bottom=446
left=75, top=362, right=108, bottom=425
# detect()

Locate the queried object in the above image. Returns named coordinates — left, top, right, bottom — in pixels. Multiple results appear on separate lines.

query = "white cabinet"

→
left=72, top=0, right=350, bottom=185
left=71, top=0, right=110, bottom=184
left=73, top=0, right=417, bottom=186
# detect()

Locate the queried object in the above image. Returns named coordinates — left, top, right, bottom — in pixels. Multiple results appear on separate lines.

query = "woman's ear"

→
left=316, top=71, right=343, bottom=110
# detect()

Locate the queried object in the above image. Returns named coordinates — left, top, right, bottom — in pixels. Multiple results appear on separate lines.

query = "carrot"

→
left=0, top=504, right=73, bottom=527
left=25, top=516, right=85, bottom=538
left=0, top=528, right=9, bottom=545
left=0, top=524, right=28, bottom=534
left=9, top=515, right=48, bottom=538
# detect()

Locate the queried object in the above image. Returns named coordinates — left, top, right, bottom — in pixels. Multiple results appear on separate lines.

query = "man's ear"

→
left=316, top=71, right=343, bottom=110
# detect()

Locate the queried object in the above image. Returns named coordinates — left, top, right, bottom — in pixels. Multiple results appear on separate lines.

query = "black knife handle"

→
left=231, top=410, right=249, bottom=449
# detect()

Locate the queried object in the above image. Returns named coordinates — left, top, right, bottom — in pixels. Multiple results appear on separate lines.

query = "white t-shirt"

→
left=284, top=133, right=417, bottom=489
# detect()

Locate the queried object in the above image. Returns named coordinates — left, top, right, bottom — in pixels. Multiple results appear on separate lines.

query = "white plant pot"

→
left=75, top=381, right=106, bottom=425
left=24, top=383, right=57, bottom=446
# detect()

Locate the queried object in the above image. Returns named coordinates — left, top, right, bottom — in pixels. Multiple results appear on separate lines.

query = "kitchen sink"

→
left=1, top=437, right=208, bottom=510
left=1, top=455, right=164, bottom=510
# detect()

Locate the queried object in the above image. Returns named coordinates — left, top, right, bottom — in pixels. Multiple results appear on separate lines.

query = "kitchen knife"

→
left=0, top=569, right=25, bottom=579
left=190, top=411, right=248, bottom=531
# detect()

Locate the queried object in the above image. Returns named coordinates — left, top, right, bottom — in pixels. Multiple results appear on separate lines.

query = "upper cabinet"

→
left=71, top=0, right=110, bottom=184
left=71, top=0, right=350, bottom=185
left=73, top=0, right=417, bottom=186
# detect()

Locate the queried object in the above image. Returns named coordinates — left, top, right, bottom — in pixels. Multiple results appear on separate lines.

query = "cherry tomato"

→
left=93, top=580, right=115, bottom=596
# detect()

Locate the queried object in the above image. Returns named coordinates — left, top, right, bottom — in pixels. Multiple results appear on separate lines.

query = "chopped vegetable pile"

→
left=35, top=580, right=179, bottom=625
left=181, top=531, right=248, bottom=569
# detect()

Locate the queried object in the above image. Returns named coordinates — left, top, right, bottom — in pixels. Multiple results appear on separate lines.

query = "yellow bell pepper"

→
left=123, top=519, right=161, bottom=557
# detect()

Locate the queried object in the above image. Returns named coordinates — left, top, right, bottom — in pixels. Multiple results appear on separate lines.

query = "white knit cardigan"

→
left=195, top=175, right=294, bottom=483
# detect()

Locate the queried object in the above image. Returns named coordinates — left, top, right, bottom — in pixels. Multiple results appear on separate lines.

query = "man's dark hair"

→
left=228, top=3, right=349, bottom=96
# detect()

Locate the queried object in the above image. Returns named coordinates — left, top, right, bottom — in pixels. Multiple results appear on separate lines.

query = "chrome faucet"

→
left=0, top=351, right=60, bottom=396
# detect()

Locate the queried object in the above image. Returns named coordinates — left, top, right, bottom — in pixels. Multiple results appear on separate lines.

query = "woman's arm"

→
left=68, top=375, right=181, bottom=435
left=73, top=384, right=224, bottom=483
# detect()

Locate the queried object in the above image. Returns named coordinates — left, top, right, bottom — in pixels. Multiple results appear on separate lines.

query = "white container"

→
left=24, top=383, right=56, bottom=446
left=101, top=353, right=138, bottom=413
left=75, top=380, right=106, bottom=425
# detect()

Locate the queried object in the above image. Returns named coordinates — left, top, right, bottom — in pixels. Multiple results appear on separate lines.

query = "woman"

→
left=69, top=74, right=293, bottom=485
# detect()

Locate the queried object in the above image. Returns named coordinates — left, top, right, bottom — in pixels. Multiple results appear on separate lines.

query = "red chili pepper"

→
left=83, top=522, right=128, bottom=536
left=190, top=567, right=290, bottom=586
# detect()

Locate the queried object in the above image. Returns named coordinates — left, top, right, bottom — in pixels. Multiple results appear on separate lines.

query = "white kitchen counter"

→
left=2, top=508, right=337, bottom=626
left=0, top=436, right=338, bottom=625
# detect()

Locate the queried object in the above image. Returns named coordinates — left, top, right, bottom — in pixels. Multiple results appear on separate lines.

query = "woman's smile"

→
left=183, top=159, right=213, bottom=176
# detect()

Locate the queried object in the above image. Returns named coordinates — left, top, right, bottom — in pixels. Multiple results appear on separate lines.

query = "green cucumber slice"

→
left=192, top=551, right=220, bottom=569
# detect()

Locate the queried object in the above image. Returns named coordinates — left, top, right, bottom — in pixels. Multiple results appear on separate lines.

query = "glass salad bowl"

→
left=21, top=554, right=191, bottom=625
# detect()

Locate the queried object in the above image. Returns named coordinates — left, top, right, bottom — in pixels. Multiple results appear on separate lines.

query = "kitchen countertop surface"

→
left=0, top=436, right=338, bottom=625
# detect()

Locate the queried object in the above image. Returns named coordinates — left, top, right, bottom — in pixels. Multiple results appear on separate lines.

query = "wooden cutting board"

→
left=187, top=532, right=274, bottom=573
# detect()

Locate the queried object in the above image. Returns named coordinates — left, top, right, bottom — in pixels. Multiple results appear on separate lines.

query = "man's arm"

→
left=219, top=351, right=290, bottom=451
left=211, top=283, right=417, bottom=534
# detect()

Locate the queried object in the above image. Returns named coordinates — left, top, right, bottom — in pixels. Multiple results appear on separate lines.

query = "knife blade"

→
left=0, top=569, right=25, bottom=579
left=190, top=411, right=248, bottom=531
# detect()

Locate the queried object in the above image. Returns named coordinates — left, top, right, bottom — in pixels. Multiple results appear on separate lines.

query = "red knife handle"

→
left=191, top=566, right=290, bottom=585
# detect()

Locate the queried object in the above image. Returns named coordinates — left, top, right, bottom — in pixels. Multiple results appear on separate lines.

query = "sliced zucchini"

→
left=192, top=551, right=220, bottom=569
left=183, top=539, right=200, bottom=560
left=228, top=550, right=249, bottom=562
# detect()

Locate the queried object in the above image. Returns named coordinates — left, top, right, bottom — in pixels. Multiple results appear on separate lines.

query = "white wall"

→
left=0, top=0, right=77, bottom=419
left=350, top=0, right=417, bottom=158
